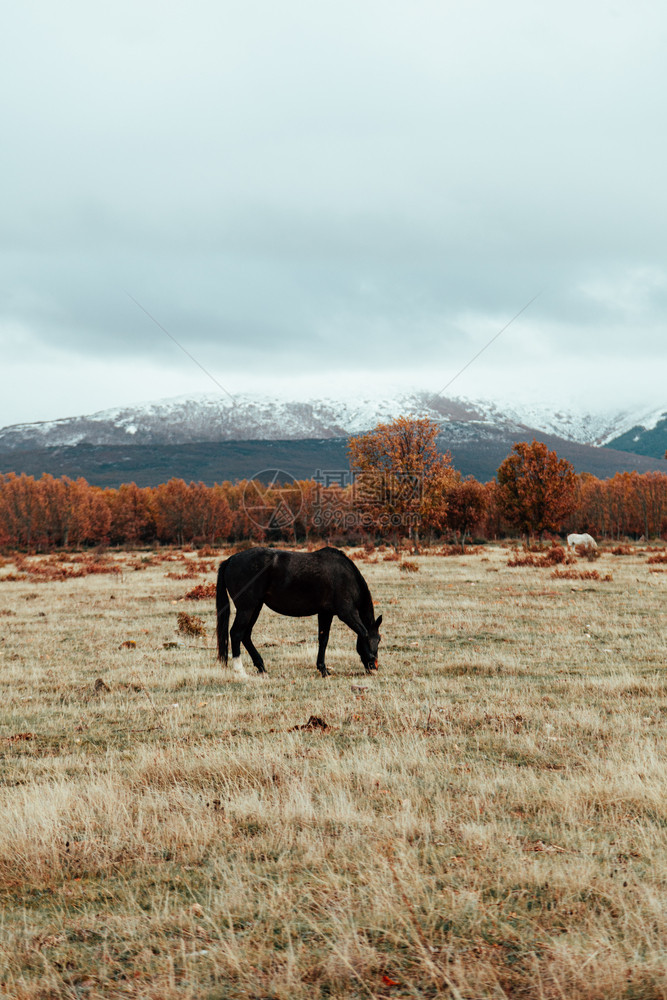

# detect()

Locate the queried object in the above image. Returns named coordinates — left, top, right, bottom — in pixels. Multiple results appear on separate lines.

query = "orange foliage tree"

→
left=496, top=440, right=577, bottom=541
left=106, top=483, right=157, bottom=546
left=444, top=475, right=487, bottom=549
left=348, top=416, right=453, bottom=547
left=571, top=470, right=667, bottom=539
left=1, top=464, right=664, bottom=551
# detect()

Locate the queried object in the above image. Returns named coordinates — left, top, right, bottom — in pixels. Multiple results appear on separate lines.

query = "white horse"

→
left=567, top=532, right=598, bottom=550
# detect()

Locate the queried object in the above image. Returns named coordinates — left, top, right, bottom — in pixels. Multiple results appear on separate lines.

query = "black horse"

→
left=216, top=546, right=382, bottom=677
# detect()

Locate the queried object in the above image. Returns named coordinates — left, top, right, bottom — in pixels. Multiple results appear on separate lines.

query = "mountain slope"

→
left=1, top=392, right=666, bottom=473
left=605, top=407, right=667, bottom=459
left=2, top=433, right=666, bottom=489
left=0, top=390, right=658, bottom=451
left=0, top=392, right=527, bottom=450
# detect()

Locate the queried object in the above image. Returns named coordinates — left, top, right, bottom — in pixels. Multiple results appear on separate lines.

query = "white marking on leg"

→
left=231, top=656, right=248, bottom=677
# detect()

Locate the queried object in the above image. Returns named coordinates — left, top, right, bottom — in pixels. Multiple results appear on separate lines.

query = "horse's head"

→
left=357, top=615, right=382, bottom=673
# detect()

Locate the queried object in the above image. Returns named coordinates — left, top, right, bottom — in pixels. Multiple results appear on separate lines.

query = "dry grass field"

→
left=0, top=543, right=666, bottom=999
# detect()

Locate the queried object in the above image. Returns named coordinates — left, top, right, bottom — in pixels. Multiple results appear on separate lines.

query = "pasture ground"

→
left=0, top=543, right=666, bottom=999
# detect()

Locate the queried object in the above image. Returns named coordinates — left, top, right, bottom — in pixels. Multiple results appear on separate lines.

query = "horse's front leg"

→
left=338, top=610, right=376, bottom=675
left=242, top=633, right=266, bottom=674
left=317, top=612, right=333, bottom=677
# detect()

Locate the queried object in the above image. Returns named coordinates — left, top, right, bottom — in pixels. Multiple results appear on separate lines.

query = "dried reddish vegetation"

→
left=507, top=545, right=570, bottom=568
left=176, top=611, right=207, bottom=637
left=165, top=557, right=217, bottom=580
left=551, top=569, right=613, bottom=581
left=183, top=583, right=217, bottom=601
left=438, top=544, right=481, bottom=556
left=647, top=552, right=667, bottom=564
left=576, top=544, right=600, bottom=561
left=5, top=554, right=122, bottom=583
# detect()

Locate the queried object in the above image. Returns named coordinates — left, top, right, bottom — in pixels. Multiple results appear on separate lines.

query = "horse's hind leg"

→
left=242, top=605, right=266, bottom=674
left=317, top=612, right=333, bottom=678
left=231, top=604, right=266, bottom=675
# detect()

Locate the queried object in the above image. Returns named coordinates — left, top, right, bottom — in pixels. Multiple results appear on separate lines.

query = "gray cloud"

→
left=1, top=0, right=666, bottom=424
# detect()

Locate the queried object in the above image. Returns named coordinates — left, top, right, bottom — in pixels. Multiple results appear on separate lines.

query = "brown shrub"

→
left=9, top=556, right=122, bottom=582
left=383, top=552, right=400, bottom=562
left=229, top=539, right=258, bottom=554
left=551, top=569, right=613, bottom=581
left=183, top=583, right=217, bottom=600
left=177, top=612, right=207, bottom=637
left=541, top=544, right=567, bottom=565
left=197, top=546, right=218, bottom=558
left=647, top=553, right=667, bottom=564
left=508, top=544, right=568, bottom=568
left=576, top=544, right=600, bottom=561
left=399, top=560, right=419, bottom=573
left=507, top=553, right=538, bottom=567
left=190, top=560, right=216, bottom=573
left=611, top=545, right=634, bottom=556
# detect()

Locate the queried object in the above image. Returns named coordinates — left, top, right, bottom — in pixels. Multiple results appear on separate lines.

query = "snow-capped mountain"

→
left=0, top=391, right=521, bottom=450
left=490, top=401, right=667, bottom=448
left=601, top=405, right=667, bottom=458
left=0, top=390, right=664, bottom=455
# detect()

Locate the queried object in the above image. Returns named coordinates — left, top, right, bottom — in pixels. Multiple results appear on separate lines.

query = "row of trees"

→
left=0, top=420, right=666, bottom=550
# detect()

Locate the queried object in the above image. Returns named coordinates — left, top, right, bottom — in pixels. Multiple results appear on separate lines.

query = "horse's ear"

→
left=375, top=614, right=382, bottom=628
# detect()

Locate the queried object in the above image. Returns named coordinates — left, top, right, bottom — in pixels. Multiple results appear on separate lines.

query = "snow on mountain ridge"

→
left=0, top=390, right=663, bottom=452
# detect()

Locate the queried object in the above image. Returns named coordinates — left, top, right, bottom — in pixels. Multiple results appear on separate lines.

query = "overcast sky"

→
left=1, top=0, right=666, bottom=427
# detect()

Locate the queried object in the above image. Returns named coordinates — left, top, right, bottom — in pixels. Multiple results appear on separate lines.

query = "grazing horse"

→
left=567, top=532, right=598, bottom=550
left=216, top=546, right=382, bottom=678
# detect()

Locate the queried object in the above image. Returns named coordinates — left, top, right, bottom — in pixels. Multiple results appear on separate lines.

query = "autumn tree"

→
left=444, top=475, right=487, bottom=550
left=68, top=480, right=111, bottom=547
left=480, top=480, right=503, bottom=539
left=0, top=474, right=43, bottom=548
left=106, top=483, right=156, bottom=546
left=496, top=439, right=576, bottom=541
left=187, top=483, right=232, bottom=544
left=348, top=416, right=453, bottom=548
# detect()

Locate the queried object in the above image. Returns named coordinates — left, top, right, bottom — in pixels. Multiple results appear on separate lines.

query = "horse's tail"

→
left=216, top=560, right=230, bottom=664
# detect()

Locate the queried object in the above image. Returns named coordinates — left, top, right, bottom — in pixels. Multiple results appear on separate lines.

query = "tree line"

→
left=0, top=418, right=665, bottom=550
